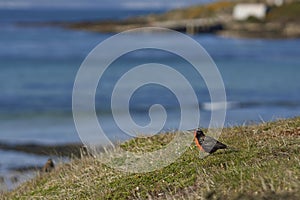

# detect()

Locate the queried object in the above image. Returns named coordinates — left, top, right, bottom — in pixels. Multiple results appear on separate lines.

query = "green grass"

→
left=146, top=1, right=235, bottom=21
left=148, top=1, right=300, bottom=24
left=1, top=117, right=300, bottom=199
left=267, top=2, right=300, bottom=23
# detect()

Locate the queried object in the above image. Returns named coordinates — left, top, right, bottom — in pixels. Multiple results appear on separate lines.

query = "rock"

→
left=42, top=159, right=55, bottom=173
left=284, top=23, right=300, bottom=37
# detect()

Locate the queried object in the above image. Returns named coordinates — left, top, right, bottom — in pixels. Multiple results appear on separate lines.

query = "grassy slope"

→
left=146, top=1, right=235, bottom=21
left=155, top=1, right=300, bottom=23
left=1, top=117, right=300, bottom=199
left=266, top=1, right=300, bottom=23
left=67, top=1, right=300, bottom=37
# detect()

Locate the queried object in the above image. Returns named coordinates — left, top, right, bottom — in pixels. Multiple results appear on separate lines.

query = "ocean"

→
left=0, top=7, right=300, bottom=189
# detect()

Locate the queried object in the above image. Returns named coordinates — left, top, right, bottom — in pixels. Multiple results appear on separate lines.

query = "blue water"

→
left=0, top=7, right=300, bottom=182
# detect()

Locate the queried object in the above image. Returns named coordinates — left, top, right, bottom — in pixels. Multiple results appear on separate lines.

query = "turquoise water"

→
left=0, top=8, right=300, bottom=178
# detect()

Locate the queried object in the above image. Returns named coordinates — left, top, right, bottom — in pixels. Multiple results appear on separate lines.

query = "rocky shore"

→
left=219, top=22, right=300, bottom=39
left=0, top=142, right=83, bottom=157
left=54, top=1, right=300, bottom=39
left=0, top=142, right=84, bottom=191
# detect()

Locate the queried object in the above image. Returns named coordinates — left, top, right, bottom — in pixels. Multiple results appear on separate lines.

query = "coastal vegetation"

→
left=145, top=1, right=235, bottom=21
left=1, top=117, right=299, bottom=199
left=266, top=1, right=300, bottom=23
left=63, top=1, right=300, bottom=38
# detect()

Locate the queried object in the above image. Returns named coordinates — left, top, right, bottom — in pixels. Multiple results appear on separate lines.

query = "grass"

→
left=266, top=2, right=300, bottom=23
left=148, top=1, right=300, bottom=24
left=1, top=117, right=300, bottom=199
left=146, top=1, right=235, bottom=21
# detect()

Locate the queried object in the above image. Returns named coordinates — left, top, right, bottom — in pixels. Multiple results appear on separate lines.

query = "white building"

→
left=233, top=3, right=267, bottom=21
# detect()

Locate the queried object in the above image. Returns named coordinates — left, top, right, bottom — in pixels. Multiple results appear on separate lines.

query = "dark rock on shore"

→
left=218, top=22, right=300, bottom=39
left=64, top=18, right=148, bottom=33
left=0, top=142, right=84, bottom=157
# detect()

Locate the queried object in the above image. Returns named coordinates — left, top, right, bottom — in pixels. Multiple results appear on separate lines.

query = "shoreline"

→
left=1, top=117, right=299, bottom=199
left=0, top=142, right=84, bottom=191
left=0, top=142, right=83, bottom=157
left=22, top=1, right=300, bottom=39
left=1, top=114, right=299, bottom=191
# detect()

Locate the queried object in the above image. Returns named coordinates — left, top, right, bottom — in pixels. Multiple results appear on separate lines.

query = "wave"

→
left=1, top=100, right=299, bottom=120
left=201, top=100, right=300, bottom=111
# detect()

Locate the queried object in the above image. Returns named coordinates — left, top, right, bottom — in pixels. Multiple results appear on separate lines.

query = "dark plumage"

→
left=194, top=129, right=227, bottom=153
left=42, top=158, right=55, bottom=172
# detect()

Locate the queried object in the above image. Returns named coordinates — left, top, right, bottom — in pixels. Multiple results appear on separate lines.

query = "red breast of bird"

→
left=194, top=129, right=227, bottom=153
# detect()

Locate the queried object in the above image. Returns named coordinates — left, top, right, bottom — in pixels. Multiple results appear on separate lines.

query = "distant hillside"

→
left=64, top=1, right=235, bottom=33
left=143, top=1, right=235, bottom=21
left=61, top=1, right=300, bottom=38
left=266, top=1, right=300, bottom=23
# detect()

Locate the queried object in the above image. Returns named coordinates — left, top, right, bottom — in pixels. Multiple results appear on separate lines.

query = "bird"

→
left=42, top=158, right=55, bottom=173
left=194, top=128, right=227, bottom=153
